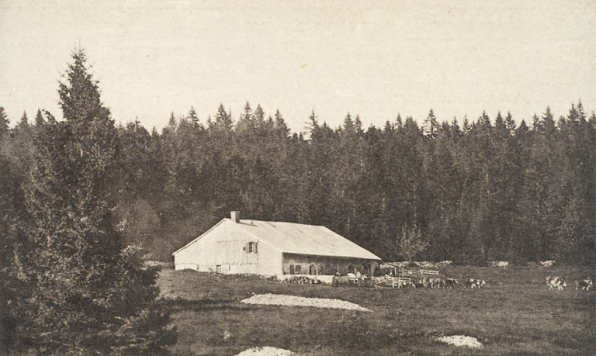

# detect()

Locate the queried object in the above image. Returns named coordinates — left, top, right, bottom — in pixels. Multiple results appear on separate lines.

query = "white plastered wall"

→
left=173, top=219, right=282, bottom=275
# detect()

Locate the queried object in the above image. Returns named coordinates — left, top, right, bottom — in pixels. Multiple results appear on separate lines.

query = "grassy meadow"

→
left=158, top=265, right=596, bottom=355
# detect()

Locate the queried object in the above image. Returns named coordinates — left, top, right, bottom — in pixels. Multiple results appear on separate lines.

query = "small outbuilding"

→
left=172, top=212, right=381, bottom=276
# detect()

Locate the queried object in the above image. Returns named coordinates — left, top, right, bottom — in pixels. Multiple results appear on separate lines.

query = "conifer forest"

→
left=2, top=46, right=596, bottom=355
left=2, top=52, right=596, bottom=268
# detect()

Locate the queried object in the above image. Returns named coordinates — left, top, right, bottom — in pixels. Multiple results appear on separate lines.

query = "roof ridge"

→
left=238, top=219, right=324, bottom=227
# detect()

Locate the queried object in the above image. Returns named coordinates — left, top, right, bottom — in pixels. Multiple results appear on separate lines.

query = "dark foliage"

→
left=3, top=100, right=595, bottom=266
left=106, top=103, right=595, bottom=266
left=1, top=49, right=176, bottom=355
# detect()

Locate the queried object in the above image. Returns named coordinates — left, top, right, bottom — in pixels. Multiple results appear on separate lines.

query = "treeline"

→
left=2, top=89, right=596, bottom=267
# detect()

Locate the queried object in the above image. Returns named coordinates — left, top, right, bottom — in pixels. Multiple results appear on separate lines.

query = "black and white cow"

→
left=465, top=278, right=486, bottom=289
left=428, top=278, right=441, bottom=288
left=443, top=278, right=458, bottom=289
left=546, top=276, right=567, bottom=291
left=575, top=277, right=593, bottom=291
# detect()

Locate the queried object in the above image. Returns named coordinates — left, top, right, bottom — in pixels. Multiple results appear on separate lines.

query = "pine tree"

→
left=188, top=106, right=200, bottom=128
left=0, top=107, right=9, bottom=137
left=395, top=114, right=403, bottom=130
left=21, top=48, right=176, bottom=355
left=505, top=112, right=516, bottom=134
left=273, top=109, right=289, bottom=139
left=18, top=111, right=29, bottom=129
left=34, top=109, right=45, bottom=127
left=213, top=104, right=233, bottom=134
left=253, top=104, right=267, bottom=133
left=236, top=102, right=254, bottom=136
left=424, top=109, right=439, bottom=138
left=168, top=112, right=177, bottom=130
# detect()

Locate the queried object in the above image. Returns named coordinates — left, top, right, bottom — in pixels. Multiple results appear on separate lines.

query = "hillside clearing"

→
left=159, top=265, right=595, bottom=355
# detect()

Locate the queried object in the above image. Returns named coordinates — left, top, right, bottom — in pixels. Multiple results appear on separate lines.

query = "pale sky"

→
left=1, top=0, right=595, bottom=133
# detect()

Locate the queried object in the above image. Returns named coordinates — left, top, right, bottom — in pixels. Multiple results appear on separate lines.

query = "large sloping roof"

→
left=235, top=219, right=381, bottom=260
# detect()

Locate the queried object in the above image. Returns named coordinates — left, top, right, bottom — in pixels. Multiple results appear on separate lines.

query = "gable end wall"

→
left=174, top=220, right=282, bottom=275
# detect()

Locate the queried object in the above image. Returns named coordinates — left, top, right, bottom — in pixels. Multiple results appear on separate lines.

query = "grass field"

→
left=158, top=265, right=596, bottom=355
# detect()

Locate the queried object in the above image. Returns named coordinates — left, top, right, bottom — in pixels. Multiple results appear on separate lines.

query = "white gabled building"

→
left=172, top=211, right=381, bottom=276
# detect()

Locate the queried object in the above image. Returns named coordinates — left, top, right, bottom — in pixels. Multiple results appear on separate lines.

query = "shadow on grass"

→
left=164, top=297, right=255, bottom=313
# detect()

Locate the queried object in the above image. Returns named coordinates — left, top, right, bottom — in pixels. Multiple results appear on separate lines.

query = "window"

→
left=318, top=265, right=325, bottom=275
left=248, top=242, right=258, bottom=253
left=295, top=265, right=301, bottom=274
left=216, top=265, right=221, bottom=273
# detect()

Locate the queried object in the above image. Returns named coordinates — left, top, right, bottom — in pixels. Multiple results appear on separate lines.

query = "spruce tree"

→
left=212, top=104, right=234, bottom=136
left=21, top=48, right=176, bottom=355
left=424, top=109, right=439, bottom=138
left=34, top=109, right=45, bottom=127
left=188, top=106, right=200, bottom=128
left=18, top=111, right=29, bottom=129
left=0, top=107, right=9, bottom=137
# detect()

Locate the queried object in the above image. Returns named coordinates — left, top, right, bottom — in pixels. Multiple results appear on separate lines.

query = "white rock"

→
left=437, top=335, right=483, bottom=349
left=241, top=293, right=371, bottom=312
left=236, top=346, right=297, bottom=356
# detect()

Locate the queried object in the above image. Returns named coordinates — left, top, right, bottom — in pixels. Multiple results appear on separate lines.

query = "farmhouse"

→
left=172, top=212, right=381, bottom=276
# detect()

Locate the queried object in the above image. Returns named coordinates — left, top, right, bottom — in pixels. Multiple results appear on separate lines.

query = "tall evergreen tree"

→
left=18, top=111, right=29, bottom=129
left=213, top=104, right=234, bottom=134
left=0, top=107, right=9, bottom=137
left=424, top=109, right=439, bottom=138
left=188, top=106, right=200, bottom=128
left=20, top=48, right=176, bottom=355
left=34, top=109, right=45, bottom=127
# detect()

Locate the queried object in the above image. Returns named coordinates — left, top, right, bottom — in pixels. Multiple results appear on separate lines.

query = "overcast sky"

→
left=1, top=0, right=595, bottom=133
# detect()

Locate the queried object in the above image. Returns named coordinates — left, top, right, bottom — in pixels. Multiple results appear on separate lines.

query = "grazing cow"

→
left=443, top=278, right=458, bottom=289
left=546, top=276, right=567, bottom=291
left=428, top=278, right=441, bottom=288
left=395, top=277, right=411, bottom=289
left=347, top=272, right=358, bottom=284
left=332, top=276, right=348, bottom=286
left=413, top=278, right=424, bottom=288
left=491, top=261, right=509, bottom=268
left=575, top=277, right=593, bottom=291
left=465, top=278, right=486, bottom=289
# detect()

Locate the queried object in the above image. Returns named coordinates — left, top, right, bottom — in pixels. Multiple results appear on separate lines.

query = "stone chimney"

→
left=231, top=211, right=240, bottom=223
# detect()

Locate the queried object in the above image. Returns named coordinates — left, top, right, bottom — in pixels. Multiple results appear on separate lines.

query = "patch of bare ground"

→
left=241, top=293, right=371, bottom=312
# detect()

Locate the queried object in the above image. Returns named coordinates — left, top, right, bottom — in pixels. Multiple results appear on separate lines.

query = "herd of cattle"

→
left=546, top=276, right=593, bottom=291
left=367, top=275, right=487, bottom=289
left=330, top=271, right=488, bottom=289
left=330, top=271, right=593, bottom=291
